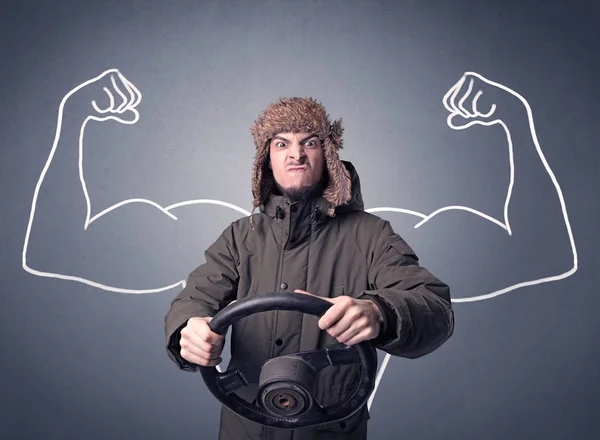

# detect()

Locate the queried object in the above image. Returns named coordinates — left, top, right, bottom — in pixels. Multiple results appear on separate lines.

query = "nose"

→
left=288, top=142, right=306, bottom=161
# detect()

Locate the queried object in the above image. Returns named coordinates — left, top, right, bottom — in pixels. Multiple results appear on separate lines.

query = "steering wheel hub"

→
left=261, top=383, right=311, bottom=416
left=257, top=355, right=316, bottom=417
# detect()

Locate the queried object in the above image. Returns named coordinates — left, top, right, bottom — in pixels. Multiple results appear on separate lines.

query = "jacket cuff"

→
left=359, top=293, right=398, bottom=345
left=166, top=321, right=200, bottom=372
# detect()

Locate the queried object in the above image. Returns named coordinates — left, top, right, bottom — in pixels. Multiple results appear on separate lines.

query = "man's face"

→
left=269, top=132, right=325, bottom=191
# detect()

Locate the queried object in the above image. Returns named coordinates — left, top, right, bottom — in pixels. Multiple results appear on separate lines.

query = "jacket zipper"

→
left=270, top=203, right=291, bottom=358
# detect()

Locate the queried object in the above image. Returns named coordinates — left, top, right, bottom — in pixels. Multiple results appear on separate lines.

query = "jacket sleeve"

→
left=164, top=223, right=239, bottom=371
left=359, top=221, right=454, bottom=359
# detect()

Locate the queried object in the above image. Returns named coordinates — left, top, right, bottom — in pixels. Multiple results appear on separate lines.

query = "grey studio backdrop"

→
left=0, top=0, right=598, bottom=439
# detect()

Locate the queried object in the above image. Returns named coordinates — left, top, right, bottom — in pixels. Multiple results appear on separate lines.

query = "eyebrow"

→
left=272, top=134, right=319, bottom=144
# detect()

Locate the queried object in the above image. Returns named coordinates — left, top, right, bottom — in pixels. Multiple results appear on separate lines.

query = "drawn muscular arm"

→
left=22, top=70, right=247, bottom=293
left=446, top=73, right=576, bottom=300
left=374, top=73, right=577, bottom=302
left=367, top=74, right=579, bottom=410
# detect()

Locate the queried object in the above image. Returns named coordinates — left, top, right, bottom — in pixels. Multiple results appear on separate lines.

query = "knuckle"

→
left=349, top=308, right=362, bottom=320
left=341, top=296, right=353, bottom=306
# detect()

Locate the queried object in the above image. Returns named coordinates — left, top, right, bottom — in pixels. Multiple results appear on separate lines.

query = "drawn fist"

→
left=65, top=68, right=142, bottom=125
left=443, top=72, right=522, bottom=130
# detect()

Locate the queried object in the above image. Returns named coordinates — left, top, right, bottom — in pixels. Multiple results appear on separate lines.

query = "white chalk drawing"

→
left=21, top=69, right=578, bottom=412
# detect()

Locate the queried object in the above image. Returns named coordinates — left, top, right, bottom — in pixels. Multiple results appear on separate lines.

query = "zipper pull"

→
left=275, top=205, right=284, bottom=220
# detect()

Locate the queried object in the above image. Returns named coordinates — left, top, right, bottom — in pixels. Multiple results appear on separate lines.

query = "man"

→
left=165, top=97, right=454, bottom=440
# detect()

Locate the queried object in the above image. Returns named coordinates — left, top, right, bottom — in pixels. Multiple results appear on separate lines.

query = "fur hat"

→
left=250, top=97, right=352, bottom=215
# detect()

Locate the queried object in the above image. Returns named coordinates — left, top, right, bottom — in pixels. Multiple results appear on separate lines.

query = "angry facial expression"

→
left=269, top=132, right=325, bottom=191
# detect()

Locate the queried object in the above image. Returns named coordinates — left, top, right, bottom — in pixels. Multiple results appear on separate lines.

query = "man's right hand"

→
left=179, top=317, right=226, bottom=367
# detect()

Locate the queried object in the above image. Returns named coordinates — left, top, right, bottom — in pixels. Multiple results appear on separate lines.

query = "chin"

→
left=288, top=182, right=311, bottom=190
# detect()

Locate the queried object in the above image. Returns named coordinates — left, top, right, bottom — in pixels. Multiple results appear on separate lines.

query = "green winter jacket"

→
left=165, top=161, right=454, bottom=440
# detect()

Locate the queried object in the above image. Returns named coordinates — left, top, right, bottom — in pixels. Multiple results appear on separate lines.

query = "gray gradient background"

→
left=1, top=0, right=598, bottom=439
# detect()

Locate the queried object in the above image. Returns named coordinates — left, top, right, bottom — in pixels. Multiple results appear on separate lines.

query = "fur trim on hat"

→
left=250, top=97, right=352, bottom=214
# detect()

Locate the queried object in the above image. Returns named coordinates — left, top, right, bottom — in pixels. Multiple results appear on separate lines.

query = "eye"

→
left=276, top=141, right=286, bottom=148
left=304, top=140, right=317, bottom=148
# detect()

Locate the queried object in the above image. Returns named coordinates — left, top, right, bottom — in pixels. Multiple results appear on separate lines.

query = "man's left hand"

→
left=294, top=289, right=384, bottom=345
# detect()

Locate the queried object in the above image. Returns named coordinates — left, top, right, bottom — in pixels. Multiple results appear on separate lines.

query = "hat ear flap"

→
left=322, top=136, right=352, bottom=212
left=329, top=118, right=344, bottom=150
left=252, top=141, right=273, bottom=209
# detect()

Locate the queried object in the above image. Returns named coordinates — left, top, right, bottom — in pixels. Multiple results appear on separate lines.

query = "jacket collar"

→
left=259, top=193, right=334, bottom=220
left=259, top=160, right=364, bottom=218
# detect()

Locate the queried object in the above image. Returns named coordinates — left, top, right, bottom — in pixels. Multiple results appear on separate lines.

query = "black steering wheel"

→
left=200, top=292, right=378, bottom=430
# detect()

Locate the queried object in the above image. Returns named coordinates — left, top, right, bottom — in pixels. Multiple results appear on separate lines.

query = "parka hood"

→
left=334, top=160, right=364, bottom=214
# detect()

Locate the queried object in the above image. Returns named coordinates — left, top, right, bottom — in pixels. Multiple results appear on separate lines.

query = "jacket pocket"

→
left=389, top=235, right=419, bottom=261
left=332, top=285, right=345, bottom=297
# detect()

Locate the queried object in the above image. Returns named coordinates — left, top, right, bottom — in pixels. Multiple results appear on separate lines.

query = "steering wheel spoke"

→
left=215, top=362, right=263, bottom=395
left=288, top=343, right=362, bottom=372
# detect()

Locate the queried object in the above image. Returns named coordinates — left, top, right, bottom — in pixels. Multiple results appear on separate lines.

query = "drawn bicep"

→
left=24, top=199, right=245, bottom=293
left=371, top=208, right=572, bottom=303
